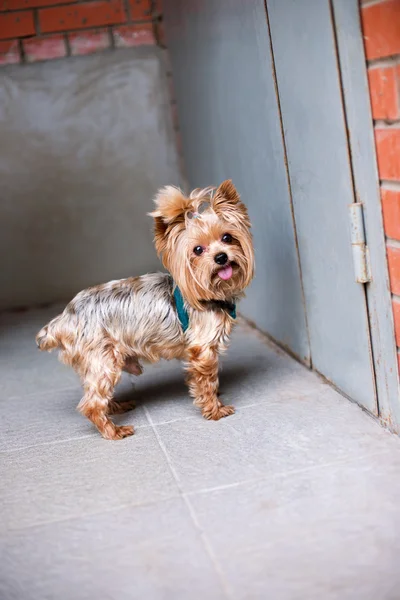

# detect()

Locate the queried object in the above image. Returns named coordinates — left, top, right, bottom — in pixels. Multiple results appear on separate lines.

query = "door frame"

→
left=331, top=0, right=400, bottom=431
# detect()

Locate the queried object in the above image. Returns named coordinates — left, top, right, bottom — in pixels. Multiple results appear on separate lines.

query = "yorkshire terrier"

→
left=36, top=180, right=254, bottom=440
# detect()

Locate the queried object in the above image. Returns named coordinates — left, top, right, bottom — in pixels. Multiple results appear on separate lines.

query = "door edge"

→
left=332, top=0, right=400, bottom=432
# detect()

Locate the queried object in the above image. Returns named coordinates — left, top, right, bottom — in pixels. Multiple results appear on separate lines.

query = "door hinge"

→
left=348, top=203, right=372, bottom=283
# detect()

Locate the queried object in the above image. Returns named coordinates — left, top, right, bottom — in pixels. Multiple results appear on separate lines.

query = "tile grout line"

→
left=5, top=384, right=82, bottom=403
left=0, top=492, right=181, bottom=538
left=137, top=391, right=331, bottom=430
left=1, top=448, right=393, bottom=539
left=0, top=422, right=151, bottom=454
left=0, top=432, right=98, bottom=454
left=180, top=493, right=235, bottom=600
left=184, top=448, right=394, bottom=498
left=0, top=383, right=374, bottom=454
left=0, top=402, right=276, bottom=454
left=143, top=405, right=235, bottom=600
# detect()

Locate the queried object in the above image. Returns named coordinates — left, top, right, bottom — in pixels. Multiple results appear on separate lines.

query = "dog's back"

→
left=36, top=272, right=179, bottom=359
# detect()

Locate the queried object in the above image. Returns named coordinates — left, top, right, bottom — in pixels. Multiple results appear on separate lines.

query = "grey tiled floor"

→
left=2, top=306, right=400, bottom=600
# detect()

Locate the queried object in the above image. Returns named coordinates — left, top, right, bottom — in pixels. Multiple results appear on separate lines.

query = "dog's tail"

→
left=36, top=312, right=74, bottom=352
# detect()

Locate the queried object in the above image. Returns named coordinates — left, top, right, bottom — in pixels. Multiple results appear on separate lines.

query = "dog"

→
left=36, top=180, right=254, bottom=440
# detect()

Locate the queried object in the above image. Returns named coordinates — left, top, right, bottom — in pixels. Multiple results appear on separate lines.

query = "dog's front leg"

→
left=186, top=346, right=235, bottom=420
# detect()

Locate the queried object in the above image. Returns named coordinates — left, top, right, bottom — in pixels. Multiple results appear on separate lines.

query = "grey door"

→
left=164, top=0, right=377, bottom=413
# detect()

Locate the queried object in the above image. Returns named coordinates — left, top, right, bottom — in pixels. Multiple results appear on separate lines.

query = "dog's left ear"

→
left=212, top=180, right=250, bottom=225
left=213, top=180, right=240, bottom=206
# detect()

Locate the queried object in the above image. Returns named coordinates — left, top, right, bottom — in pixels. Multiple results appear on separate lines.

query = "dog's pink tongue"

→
left=218, top=264, right=233, bottom=281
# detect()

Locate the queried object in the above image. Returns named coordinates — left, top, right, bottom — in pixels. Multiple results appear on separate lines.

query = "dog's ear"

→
left=152, top=216, right=168, bottom=256
left=212, top=180, right=250, bottom=226
left=149, top=186, right=190, bottom=256
left=213, top=180, right=240, bottom=207
left=149, top=186, right=190, bottom=224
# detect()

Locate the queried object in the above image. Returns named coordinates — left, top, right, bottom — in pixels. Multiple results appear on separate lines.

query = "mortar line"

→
left=381, top=180, right=400, bottom=192
left=374, top=119, right=400, bottom=129
left=386, top=238, right=400, bottom=249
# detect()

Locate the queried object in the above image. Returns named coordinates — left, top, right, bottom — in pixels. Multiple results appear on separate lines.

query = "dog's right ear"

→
left=149, top=186, right=190, bottom=256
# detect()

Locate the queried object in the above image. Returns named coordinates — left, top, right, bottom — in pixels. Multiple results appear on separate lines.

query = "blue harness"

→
left=173, top=284, right=236, bottom=333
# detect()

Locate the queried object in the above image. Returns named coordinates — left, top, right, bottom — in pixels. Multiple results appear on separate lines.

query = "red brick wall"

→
left=361, top=0, right=400, bottom=368
left=0, top=0, right=162, bottom=64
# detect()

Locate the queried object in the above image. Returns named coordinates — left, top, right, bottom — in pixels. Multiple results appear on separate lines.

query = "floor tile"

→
left=0, top=385, right=149, bottom=452
left=189, top=453, right=400, bottom=599
left=0, top=430, right=179, bottom=533
left=155, top=391, right=399, bottom=493
left=2, top=306, right=400, bottom=599
left=137, top=324, right=328, bottom=426
left=0, top=498, right=226, bottom=600
left=133, top=359, right=194, bottom=423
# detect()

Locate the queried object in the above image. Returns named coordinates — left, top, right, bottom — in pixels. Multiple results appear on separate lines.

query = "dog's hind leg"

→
left=123, top=355, right=143, bottom=376
left=107, top=398, right=136, bottom=415
left=77, top=344, right=134, bottom=440
left=108, top=354, right=144, bottom=411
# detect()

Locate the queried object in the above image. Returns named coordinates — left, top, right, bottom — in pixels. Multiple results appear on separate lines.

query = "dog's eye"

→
left=222, top=233, right=233, bottom=244
left=193, top=246, right=204, bottom=256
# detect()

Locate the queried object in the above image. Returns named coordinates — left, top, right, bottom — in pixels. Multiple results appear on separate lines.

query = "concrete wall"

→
left=0, top=47, right=182, bottom=309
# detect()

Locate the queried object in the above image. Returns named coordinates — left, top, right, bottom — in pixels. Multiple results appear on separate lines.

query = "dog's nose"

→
left=214, top=252, right=228, bottom=265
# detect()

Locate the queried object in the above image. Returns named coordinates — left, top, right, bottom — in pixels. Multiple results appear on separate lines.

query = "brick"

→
left=375, top=128, right=400, bottom=181
left=382, top=188, right=400, bottom=240
left=361, top=0, right=400, bottom=60
left=39, top=0, right=126, bottom=34
left=113, top=23, right=155, bottom=48
left=0, top=39, right=19, bottom=64
left=128, top=0, right=152, bottom=21
left=368, top=66, right=400, bottom=121
left=387, top=245, right=400, bottom=294
left=0, top=0, right=75, bottom=10
left=392, top=298, right=400, bottom=346
left=23, top=34, right=66, bottom=62
left=69, top=28, right=110, bottom=55
left=0, top=10, right=34, bottom=40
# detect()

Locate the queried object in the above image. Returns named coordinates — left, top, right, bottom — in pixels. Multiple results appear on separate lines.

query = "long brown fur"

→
left=36, top=180, right=254, bottom=440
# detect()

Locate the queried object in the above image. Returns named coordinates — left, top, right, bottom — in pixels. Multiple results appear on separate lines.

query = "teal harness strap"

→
left=173, top=285, right=190, bottom=333
left=172, top=283, right=236, bottom=333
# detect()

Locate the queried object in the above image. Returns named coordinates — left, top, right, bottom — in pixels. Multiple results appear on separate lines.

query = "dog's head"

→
left=150, top=180, right=254, bottom=309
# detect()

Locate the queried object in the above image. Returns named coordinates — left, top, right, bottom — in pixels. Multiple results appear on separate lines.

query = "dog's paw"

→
left=203, top=404, right=235, bottom=421
left=114, top=425, right=135, bottom=439
left=103, top=425, right=135, bottom=440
